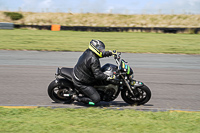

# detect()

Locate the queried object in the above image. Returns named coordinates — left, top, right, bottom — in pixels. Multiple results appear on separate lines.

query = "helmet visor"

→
left=96, top=45, right=105, bottom=53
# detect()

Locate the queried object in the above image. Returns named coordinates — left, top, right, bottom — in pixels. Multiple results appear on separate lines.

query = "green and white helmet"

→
left=89, top=40, right=105, bottom=58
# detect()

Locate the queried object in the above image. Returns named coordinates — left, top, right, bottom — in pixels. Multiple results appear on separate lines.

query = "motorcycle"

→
left=48, top=51, right=151, bottom=105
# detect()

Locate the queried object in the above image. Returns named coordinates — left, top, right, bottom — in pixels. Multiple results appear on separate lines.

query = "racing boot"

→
left=73, top=96, right=95, bottom=105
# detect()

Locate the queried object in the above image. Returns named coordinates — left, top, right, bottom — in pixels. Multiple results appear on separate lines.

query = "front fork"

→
left=121, top=75, right=144, bottom=96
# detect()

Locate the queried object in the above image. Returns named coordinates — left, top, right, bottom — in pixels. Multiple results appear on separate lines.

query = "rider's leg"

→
left=73, top=84, right=100, bottom=104
left=72, top=77, right=100, bottom=104
left=80, top=86, right=100, bottom=104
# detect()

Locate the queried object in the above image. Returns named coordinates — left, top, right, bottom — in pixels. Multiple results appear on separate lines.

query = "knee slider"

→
left=92, top=95, right=100, bottom=103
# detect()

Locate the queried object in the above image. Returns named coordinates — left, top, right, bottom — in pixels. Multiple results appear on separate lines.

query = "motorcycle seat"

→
left=60, top=67, right=73, bottom=81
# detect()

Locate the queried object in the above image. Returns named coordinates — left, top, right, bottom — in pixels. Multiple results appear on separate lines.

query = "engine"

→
left=95, top=84, right=119, bottom=102
left=94, top=63, right=119, bottom=101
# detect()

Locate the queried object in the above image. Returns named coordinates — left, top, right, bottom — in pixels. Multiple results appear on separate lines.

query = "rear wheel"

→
left=48, top=80, right=74, bottom=104
left=121, top=85, right=151, bottom=105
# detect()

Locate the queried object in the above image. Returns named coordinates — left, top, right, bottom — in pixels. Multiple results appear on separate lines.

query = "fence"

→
left=13, top=24, right=200, bottom=34
left=0, top=22, right=14, bottom=29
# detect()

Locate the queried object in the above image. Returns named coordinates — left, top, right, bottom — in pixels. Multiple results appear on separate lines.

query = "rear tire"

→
left=121, top=85, right=151, bottom=105
left=48, top=80, right=74, bottom=104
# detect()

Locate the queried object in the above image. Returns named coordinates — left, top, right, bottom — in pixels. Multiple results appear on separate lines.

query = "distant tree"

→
left=4, top=12, right=23, bottom=20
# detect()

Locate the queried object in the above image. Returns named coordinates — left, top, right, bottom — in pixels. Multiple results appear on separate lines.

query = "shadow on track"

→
left=52, top=101, right=154, bottom=108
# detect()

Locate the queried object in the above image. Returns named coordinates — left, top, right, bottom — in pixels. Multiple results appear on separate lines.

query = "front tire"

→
left=48, top=80, right=74, bottom=104
left=121, top=85, right=151, bottom=105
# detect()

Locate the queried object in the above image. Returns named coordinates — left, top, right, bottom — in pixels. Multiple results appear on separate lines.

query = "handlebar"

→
left=112, top=50, right=121, bottom=67
left=112, top=50, right=121, bottom=58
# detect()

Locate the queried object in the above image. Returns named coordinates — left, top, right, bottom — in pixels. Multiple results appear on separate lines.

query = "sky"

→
left=0, top=0, right=200, bottom=14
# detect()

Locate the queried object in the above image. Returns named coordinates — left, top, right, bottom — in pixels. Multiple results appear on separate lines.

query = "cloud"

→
left=21, top=0, right=54, bottom=12
left=77, top=0, right=107, bottom=13
left=143, top=0, right=200, bottom=14
left=39, top=0, right=53, bottom=9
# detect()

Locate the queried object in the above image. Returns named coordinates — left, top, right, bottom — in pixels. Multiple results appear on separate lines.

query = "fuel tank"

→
left=101, top=63, right=118, bottom=77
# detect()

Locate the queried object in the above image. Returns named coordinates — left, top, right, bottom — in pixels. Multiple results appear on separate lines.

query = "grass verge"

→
left=0, top=107, right=199, bottom=133
left=0, top=29, right=200, bottom=54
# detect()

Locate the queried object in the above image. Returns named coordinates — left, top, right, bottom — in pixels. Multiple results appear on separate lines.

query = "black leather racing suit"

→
left=72, top=49, right=109, bottom=104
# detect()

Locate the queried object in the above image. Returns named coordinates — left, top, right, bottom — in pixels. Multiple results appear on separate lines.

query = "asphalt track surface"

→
left=0, top=50, right=200, bottom=111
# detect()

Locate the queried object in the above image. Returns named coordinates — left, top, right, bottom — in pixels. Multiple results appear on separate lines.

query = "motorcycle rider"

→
left=72, top=39, right=115, bottom=105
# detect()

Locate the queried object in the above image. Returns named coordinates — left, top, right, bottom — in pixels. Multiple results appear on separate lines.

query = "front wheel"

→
left=121, top=85, right=151, bottom=105
left=48, top=80, right=74, bottom=104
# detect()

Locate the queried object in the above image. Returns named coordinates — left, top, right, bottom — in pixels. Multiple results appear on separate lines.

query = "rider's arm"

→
left=90, top=57, right=108, bottom=80
left=102, top=50, right=112, bottom=57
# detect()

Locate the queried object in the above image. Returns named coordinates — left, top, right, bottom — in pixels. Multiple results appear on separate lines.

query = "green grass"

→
left=0, top=107, right=199, bottom=133
left=0, top=29, right=200, bottom=54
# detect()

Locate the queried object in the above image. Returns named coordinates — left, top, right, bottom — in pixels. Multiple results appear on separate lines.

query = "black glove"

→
left=102, top=50, right=112, bottom=57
